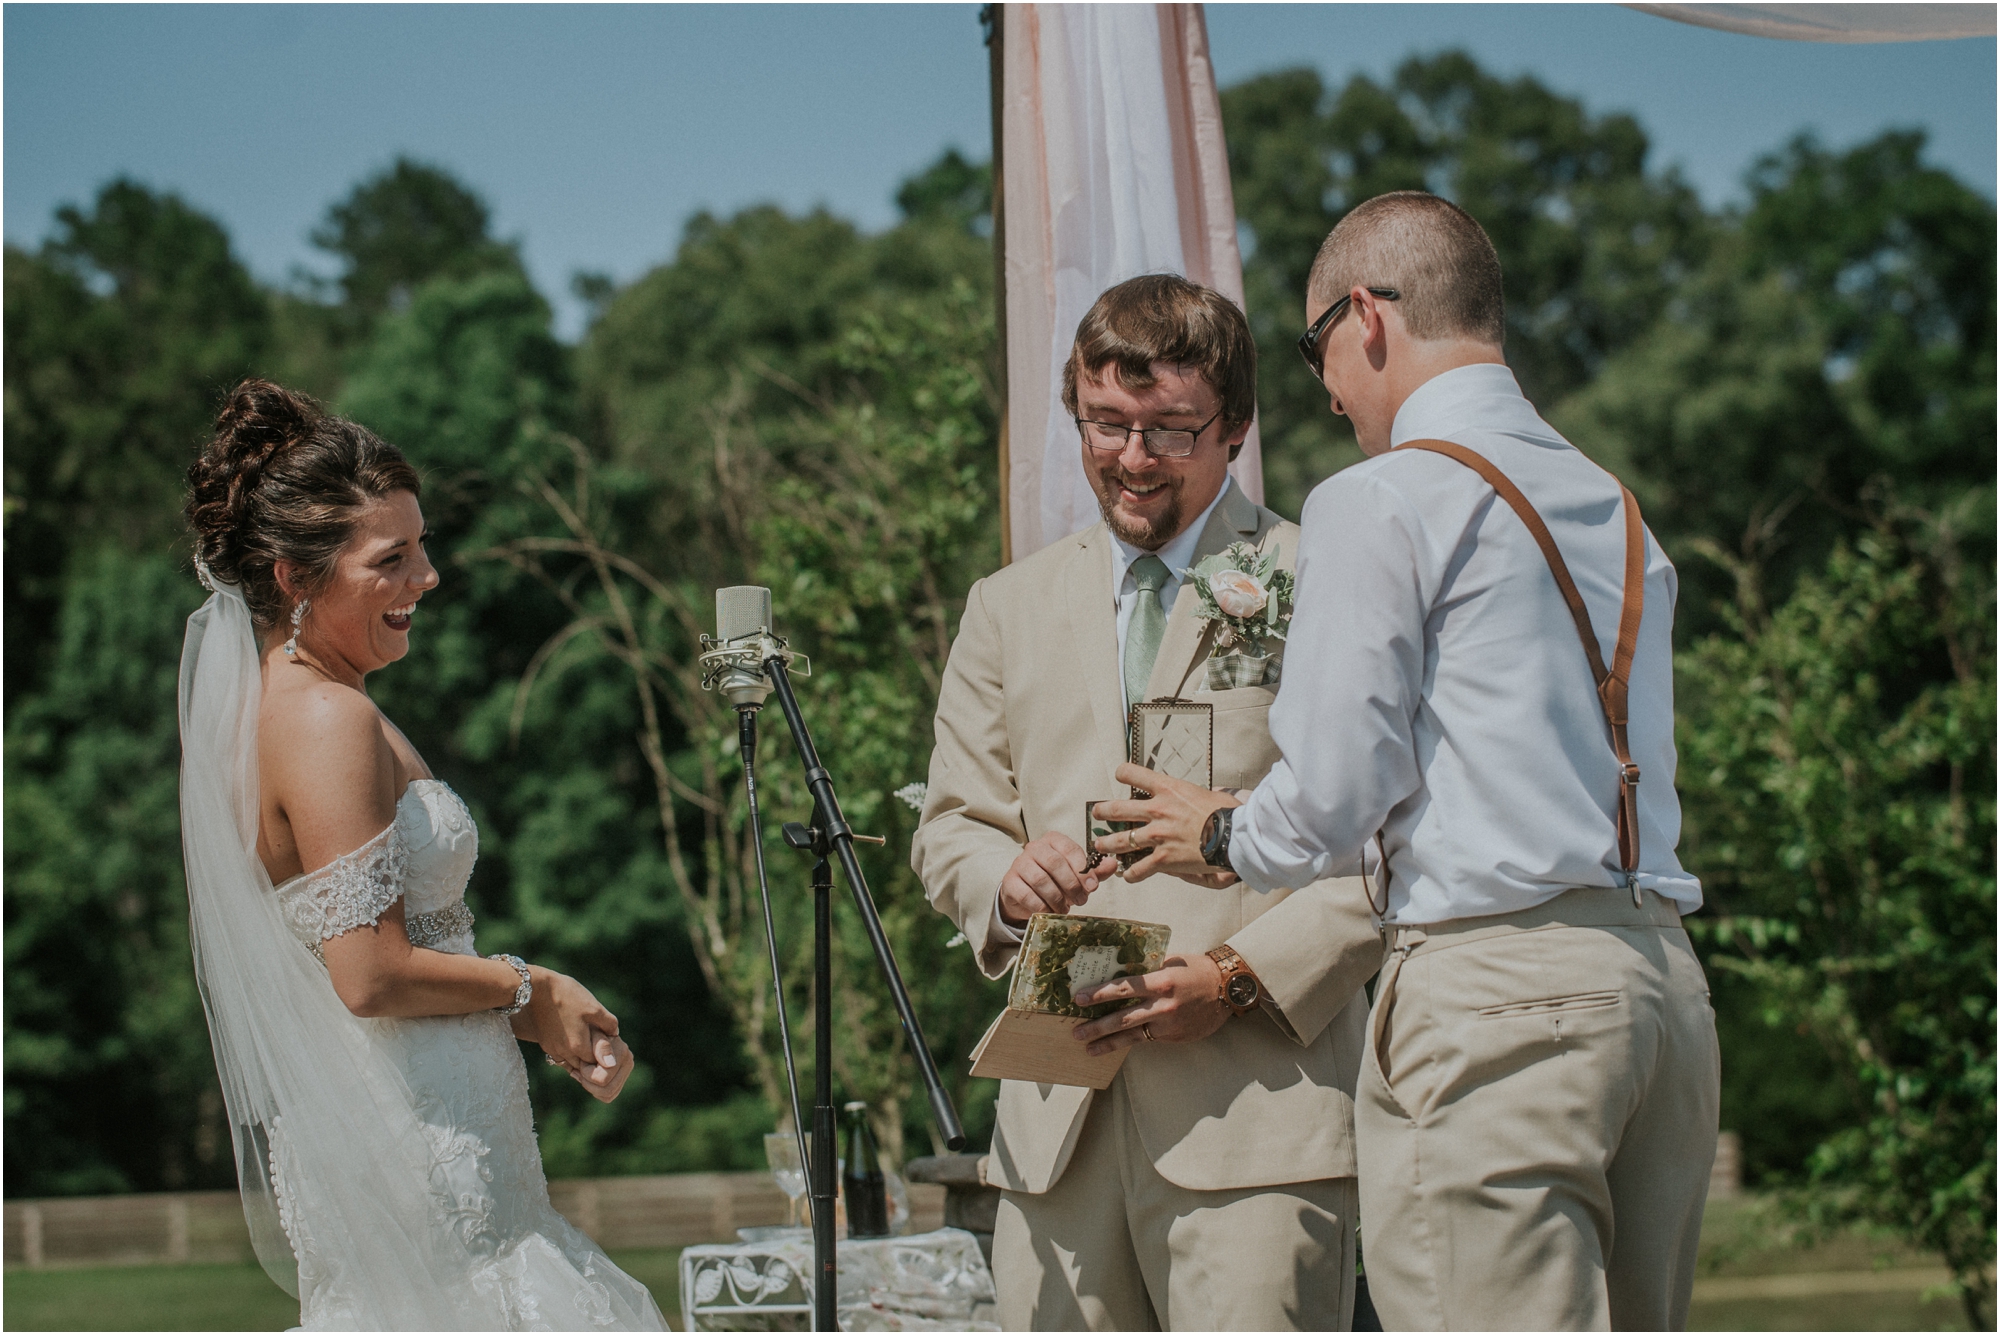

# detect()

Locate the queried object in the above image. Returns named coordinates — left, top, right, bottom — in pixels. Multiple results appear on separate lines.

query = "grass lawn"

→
left=2, top=1201, right=1975, bottom=1332
left=3, top=1249, right=683, bottom=1332
left=1692, top=1287, right=1969, bottom=1332
left=1688, top=1195, right=1971, bottom=1332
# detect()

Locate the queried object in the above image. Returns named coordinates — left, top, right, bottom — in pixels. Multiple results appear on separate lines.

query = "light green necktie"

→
left=1124, top=554, right=1170, bottom=710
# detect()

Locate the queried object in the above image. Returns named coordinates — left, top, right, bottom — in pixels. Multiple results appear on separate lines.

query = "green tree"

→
left=3, top=183, right=277, bottom=1196
left=1676, top=500, right=1995, bottom=1328
left=895, top=148, right=994, bottom=236
left=265, top=158, right=526, bottom=400
left=488, top=269, right=1006, bottom=1167
left=1557, top=131, right=1996, bottom=634
left=1222, top=54, right=1711, bottom=517
left=3, top=181, right=269, bottom=701
left=312, top=157, right=518, bottom=327
left=540, top=167, right=1003, bottom=1161
left=582, top=205, right=880, bottom=477
left=580, top=179, right=990, bottom=484
left=4, top=549, right=220, bottom=1195
left=334, top=266, right=752, bottom=1172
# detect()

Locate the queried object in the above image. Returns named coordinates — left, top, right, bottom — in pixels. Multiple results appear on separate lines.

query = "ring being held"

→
left=1090, top=764, right=1244, bottom=883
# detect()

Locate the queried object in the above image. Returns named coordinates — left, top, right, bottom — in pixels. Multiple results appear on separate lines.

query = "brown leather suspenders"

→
left=1394, top=438, right=1649, bottom=902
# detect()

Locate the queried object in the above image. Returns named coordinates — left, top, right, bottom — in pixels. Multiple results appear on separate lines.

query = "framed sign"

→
left=1128, top=700, right=1213, bottom=795
left=1086, top=702, right=1214, bottom=871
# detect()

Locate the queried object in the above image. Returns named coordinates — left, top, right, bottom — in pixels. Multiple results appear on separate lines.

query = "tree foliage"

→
left=5, top=549, right=210, bottom=1194
left=1223, top=54, right=1711, bottom=516
left=468, top=188, right=1005, bottom=1164
left=1557, top=131, right=1996, bottom=633
left=4, top=181, right=269, bottom=702
left=324, top=264, right=754, bottom=1173
left=478, top=277, right=1005, bottom=1162
left=1220, top=80, right=1993, bottom=1289
left=1676, top=500, right=1995, bottom=1326
left=310, top=157, right=519, bottom=328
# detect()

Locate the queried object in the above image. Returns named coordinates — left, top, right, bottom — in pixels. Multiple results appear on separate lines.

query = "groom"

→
left=912, top=275, right=1383, bottom=1331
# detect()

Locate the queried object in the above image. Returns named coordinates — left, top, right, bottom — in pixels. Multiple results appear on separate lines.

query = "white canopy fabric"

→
left=1627, top=3, right=1995, bottom=43
left=998, top=3, right=1262, bottom=563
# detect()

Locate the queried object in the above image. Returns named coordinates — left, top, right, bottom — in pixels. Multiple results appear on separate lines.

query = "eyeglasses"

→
left=1296, top=287, right=1401, bottom=377
left=1074, top=408, right=1222, bottom=459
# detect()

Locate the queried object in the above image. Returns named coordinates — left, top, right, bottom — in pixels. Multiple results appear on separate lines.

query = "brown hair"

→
left=185, top=379, right=421, bottom=629
left=1060, top=275, right=1257, bottom=459
left=1307, top=192, right=1506, bottom=347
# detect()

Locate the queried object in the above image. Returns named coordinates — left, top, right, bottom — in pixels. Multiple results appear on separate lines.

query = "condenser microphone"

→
left=700, top=586, right=807, bottom=711
left=710, top=586, right=775, bottom=710
left=717, top=585, right=772, bottom=647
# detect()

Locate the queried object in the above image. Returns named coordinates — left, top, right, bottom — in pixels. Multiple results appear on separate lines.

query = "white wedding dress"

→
left=179, top=576, right=664, bottom=1331
left=267, top=780, right=665, bottom=1330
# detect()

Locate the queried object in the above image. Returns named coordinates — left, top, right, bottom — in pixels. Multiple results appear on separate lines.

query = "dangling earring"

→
left=284, top=599, right=311, bottom=657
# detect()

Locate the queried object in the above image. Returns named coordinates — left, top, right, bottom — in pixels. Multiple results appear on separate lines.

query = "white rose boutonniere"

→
left=1181, top=542, right=1294, bottom=689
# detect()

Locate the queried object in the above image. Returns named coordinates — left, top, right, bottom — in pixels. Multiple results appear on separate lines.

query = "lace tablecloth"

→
left=679, top=1226, right=998, bottom=1331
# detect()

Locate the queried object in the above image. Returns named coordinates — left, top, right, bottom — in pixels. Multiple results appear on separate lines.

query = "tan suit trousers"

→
left=1356, top=888, right=1720, bottom=1331
left=992, top=1072, right=1357, bottom=1332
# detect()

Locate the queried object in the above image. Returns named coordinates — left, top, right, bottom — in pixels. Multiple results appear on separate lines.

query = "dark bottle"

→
left=840, top=1100, right=890, bottom=1238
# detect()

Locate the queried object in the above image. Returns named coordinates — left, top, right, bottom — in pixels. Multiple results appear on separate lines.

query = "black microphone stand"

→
left=738, top=651, right=966, bottom=1332
left=736, top=709, right=810, bottom=1204
left=779, top=818, right=840, bottom=1332
left=764, top=656, right=967, bottom=1153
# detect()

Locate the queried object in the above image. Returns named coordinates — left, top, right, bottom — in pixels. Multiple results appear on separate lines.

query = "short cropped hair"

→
left=1307, top=192, right=1506, bottom=347
left=1061, top=274, right=1257, bottom=459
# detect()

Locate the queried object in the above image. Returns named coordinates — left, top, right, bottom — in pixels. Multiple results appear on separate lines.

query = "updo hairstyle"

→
left=185, top=379, right=421, bottom=629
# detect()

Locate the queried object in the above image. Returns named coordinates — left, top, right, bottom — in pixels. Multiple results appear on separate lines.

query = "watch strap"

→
left=1206, top=944, right=1262, bottom=1016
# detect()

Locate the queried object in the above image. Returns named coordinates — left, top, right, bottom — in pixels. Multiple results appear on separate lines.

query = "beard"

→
left=1088, top=463, right=1187, bottom=550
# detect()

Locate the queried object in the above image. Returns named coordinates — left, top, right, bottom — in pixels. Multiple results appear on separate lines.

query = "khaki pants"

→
left=992, top=1071, right=1357, bottom=1331
left=1356, top=888, right=1720, bottom=1331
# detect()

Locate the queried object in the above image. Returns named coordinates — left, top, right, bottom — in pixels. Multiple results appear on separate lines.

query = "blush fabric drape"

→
left=998, top=3, right=1263, bottom=563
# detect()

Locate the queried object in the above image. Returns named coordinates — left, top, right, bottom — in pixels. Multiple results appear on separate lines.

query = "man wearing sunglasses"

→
left=1095, top=193, right=1719, bottom=1330
left=912, top=274, right=1382, bottom=1330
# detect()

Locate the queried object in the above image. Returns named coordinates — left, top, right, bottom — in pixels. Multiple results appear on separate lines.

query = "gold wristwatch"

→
left=1206, top=944, right=1264, bottom=1016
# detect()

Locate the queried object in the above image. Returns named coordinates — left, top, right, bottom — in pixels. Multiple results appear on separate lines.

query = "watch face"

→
left=1225, top=973, right=1260, bottom=1008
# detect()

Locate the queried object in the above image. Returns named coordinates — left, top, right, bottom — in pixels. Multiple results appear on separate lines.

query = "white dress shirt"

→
left=1230, top=363, right=1701, bottom=924
left=985, top=478, right=1235, bottom=948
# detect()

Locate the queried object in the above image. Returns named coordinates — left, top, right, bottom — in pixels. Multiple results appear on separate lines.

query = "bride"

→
left=180, top=379, right=666, bottom=1329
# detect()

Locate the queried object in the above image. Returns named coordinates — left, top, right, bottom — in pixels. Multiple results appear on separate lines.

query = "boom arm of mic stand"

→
left=763, top=655, right=967, bottom=1152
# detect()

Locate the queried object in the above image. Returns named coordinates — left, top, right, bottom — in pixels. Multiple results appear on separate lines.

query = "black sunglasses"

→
left=1296, top=287, right=1401, bottom=376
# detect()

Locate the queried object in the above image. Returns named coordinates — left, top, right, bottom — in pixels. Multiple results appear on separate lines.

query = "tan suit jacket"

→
left=913, top=484, right=1386, bottom=1194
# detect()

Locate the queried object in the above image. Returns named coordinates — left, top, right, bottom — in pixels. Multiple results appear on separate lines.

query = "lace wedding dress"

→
left=268, top=781, right=664, bottom=1330
left=180, top=576, right=664, bottom=1330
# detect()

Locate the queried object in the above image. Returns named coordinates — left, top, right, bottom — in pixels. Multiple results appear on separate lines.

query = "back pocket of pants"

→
left=1474, top=990, right=1622, bottom=1019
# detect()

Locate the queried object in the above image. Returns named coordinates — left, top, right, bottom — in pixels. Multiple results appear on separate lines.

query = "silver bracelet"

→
left=489, top=953, right=532, bottom=1016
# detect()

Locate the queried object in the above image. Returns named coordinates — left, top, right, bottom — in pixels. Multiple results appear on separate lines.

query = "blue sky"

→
left=6, top=3, right=1993, bottom=340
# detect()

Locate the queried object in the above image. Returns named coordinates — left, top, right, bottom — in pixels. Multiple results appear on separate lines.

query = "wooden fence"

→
left=3, top=1136, right=1735, bottom=1272
left=3, top=1174, right=947, bottom=1271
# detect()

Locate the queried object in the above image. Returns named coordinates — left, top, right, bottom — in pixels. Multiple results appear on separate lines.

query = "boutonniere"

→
left=1181, top=542, right=1294, bottom=689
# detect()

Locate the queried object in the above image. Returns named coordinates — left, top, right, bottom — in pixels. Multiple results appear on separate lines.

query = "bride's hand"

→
left=513, top=967, right=618, bottom=1070
left=558, top=1031, right=634, bottom=1103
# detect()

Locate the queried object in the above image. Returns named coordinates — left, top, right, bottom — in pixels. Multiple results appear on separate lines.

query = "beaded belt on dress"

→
left=405, top=903, right=476, bottom=950
left=303, top=902, right=476, bottom=961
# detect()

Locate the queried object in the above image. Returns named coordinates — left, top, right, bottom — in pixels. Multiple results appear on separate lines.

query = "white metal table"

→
left=679, top=1226, right=998, bottom=1331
